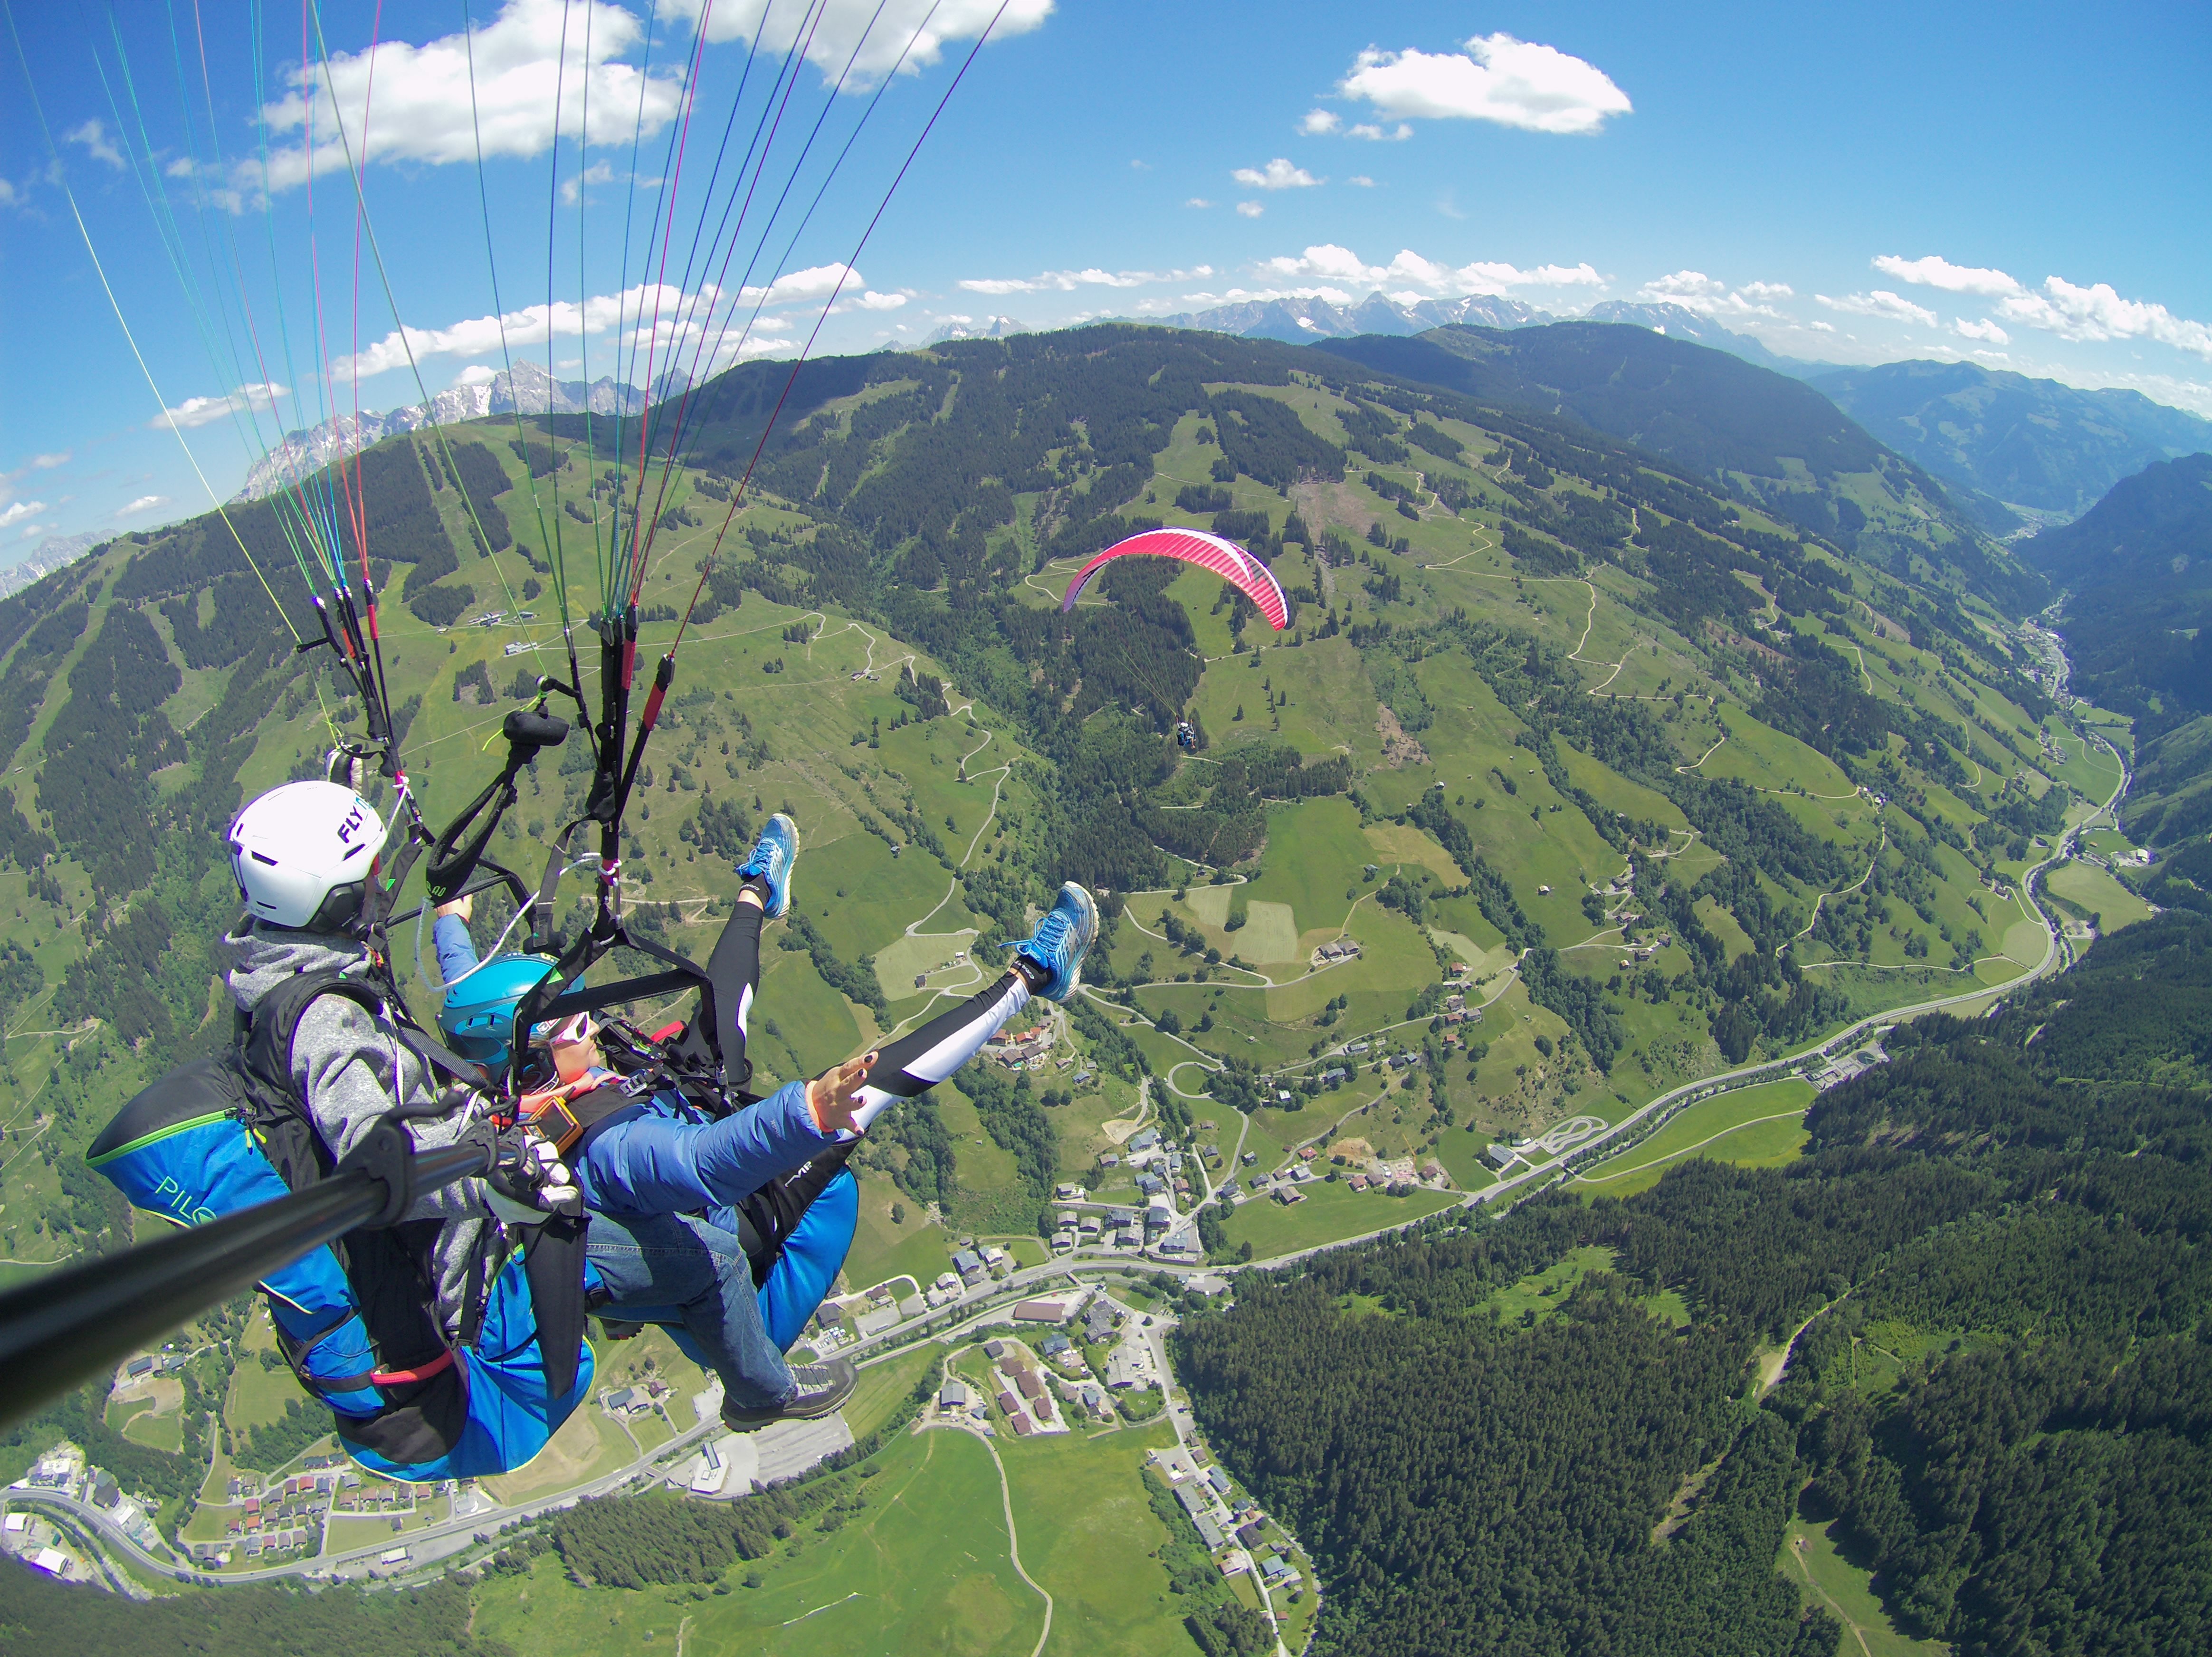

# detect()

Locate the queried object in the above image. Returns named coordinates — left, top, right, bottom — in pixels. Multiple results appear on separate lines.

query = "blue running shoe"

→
left=1011, top=881, right=1098, bottom=1002
left=736, top=813, right=801, bottom=918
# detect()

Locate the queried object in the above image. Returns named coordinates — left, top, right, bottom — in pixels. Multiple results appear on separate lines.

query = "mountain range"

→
left=1812, top=359, right=2212, bottom=517
left=236, top=361, right=643, bottom=501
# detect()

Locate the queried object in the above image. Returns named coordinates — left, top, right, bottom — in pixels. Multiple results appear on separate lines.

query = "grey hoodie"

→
left=220, top=919, right=492, bottom=1335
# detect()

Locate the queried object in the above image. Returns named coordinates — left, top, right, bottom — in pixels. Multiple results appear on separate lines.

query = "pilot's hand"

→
left=485, top=1130, right=581, bottom=1225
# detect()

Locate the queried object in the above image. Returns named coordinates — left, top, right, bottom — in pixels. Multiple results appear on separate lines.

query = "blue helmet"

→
left=439, top=954, right=563, bottom=1071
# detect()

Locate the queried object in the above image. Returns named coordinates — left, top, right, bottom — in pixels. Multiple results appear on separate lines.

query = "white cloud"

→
left=332, top=264, right=863, bottom=378
left=743, top=263, right=860, bottom=305
left=1232, top=158, right=1320, bottom=190
left=1298, top=109, right=1340, bottom=135
left=1997, top=276, right=2212, bottom=359
left=0, top=501, right=45, bottom=528
left=28, top=453, right=68, bottom=470
left=252, top=0, right=684, bottom=196
left=1872, top=254, right=2023, bottom=297
left=1816, top=290, right=1938, bottom=327
left=1953, top=316, right=2010, bottom=344
left=153, top=382, right=286, bottom=430
left=456, top=364, right=502, bottom=387
left=1809, top=321, right=1837, bottom=333
left=1235, top=201, right=1264, bottom=219
left=1346, top=123, right=1412, bottom=142
left=1185, top=197, right=1213, bottom=209
left=559, top=160, right=618, bottom=205
left=1636, top=270, right=1792, bottom=320
left=1272, top=244, right=1600, bottom=297
left=672, top=0, right=1053, bottom=87
left=1339, top=33, right=1631, bottom=135
left=64, top=119, right=124, bottom=168
left=958, top=265, right=1212, bottom=296
left=324, top=265, right=861, bottom=381
left=1872, top=256, right=2212, bottom=360
left=1129, top=159, right=1150, bottom=171
left=18, top=524, right=49, bottom=541
left=1348, top=175, right=1375, bottom=188
left=114, top=495, right=170, bottom=519
left=0, top=178, right=20, bottom=207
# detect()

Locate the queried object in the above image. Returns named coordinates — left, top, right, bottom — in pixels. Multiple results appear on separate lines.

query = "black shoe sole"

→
left=721, top=1385, right=856, bottom=1431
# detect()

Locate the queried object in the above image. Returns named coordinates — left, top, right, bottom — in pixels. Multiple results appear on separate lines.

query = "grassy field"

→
left=1484, top=1245, right=1620, bottom=1323
left=842, top=1167, right=963, bottom=1295
left=472, top=1429, right=1045, bottom=1657
left=1219, top=1177, right=1459, bottom=1257
left=1571, top=1078, right=1815, bottom=1199
left=1781, top=1515, right=1950, bottom=1657
left=479, top=1394, right=638, bottom=1506
left=995, top=1418, right=1211, bottom=1657
left=2044, top=860, right=2154, bottom=930
left=848, top=1343, right=943, bottom=1439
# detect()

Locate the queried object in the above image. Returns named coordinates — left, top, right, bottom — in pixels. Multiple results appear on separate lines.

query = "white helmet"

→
left=227, top=781, right=387, bottom=932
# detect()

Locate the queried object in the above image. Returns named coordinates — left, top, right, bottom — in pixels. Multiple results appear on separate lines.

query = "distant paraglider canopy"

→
left=1061, top=528, right=1291, bottom=630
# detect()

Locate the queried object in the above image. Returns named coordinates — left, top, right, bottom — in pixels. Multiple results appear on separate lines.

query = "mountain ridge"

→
left=236, top=361, right=644, bottom=502
left=1312, top=319, right=2040, bottom=608
left=1813, top=357, right=2212, bottom=517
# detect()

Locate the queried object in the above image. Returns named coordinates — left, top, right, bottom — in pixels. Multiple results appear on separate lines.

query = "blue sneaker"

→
left=736, top=813, right=801, bottom=918
left=1012, top=882, right=1098, bottom=1002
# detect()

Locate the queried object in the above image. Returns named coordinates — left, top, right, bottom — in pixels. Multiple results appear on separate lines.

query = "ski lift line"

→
left=672, top=0, right=1009, bottom=656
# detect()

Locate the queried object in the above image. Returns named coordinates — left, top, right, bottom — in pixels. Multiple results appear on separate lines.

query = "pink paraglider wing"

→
left=1058, top=527, right=1291, bottom=630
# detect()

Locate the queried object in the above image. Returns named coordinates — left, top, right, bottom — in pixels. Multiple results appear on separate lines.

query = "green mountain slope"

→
left=1311, top=321, right=2042, bottom=598
left=1814, top=358, right=2212, bottom=518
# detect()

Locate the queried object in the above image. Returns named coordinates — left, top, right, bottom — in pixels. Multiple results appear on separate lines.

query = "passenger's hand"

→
left=807, top=1052, right=877, bottom=1135
left=436, top=893, right=475, bottom=923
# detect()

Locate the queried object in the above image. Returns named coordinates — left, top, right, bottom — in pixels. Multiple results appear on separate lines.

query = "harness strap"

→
left=370, top=1350, right=456, bottom=1387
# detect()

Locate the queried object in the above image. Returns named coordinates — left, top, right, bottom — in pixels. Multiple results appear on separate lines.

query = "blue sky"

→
left=4, top=0, right=2208, bottom=553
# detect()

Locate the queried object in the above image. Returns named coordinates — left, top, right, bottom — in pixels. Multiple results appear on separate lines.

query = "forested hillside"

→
left=1178, top=914, right=2212, bottom=1657
left=1313, top=321, right=2040, bottom=583
left=2023, top=453, right=2212, bottom=729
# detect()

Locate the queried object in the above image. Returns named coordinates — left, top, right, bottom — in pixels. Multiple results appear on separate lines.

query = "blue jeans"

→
left=583, top=1209, right=792, bottom=1408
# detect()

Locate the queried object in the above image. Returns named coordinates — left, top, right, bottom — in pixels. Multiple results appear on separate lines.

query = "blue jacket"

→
left=436, top=914, right=834, bottom=1215
left=573, top=1083, right=834, bottom=1218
